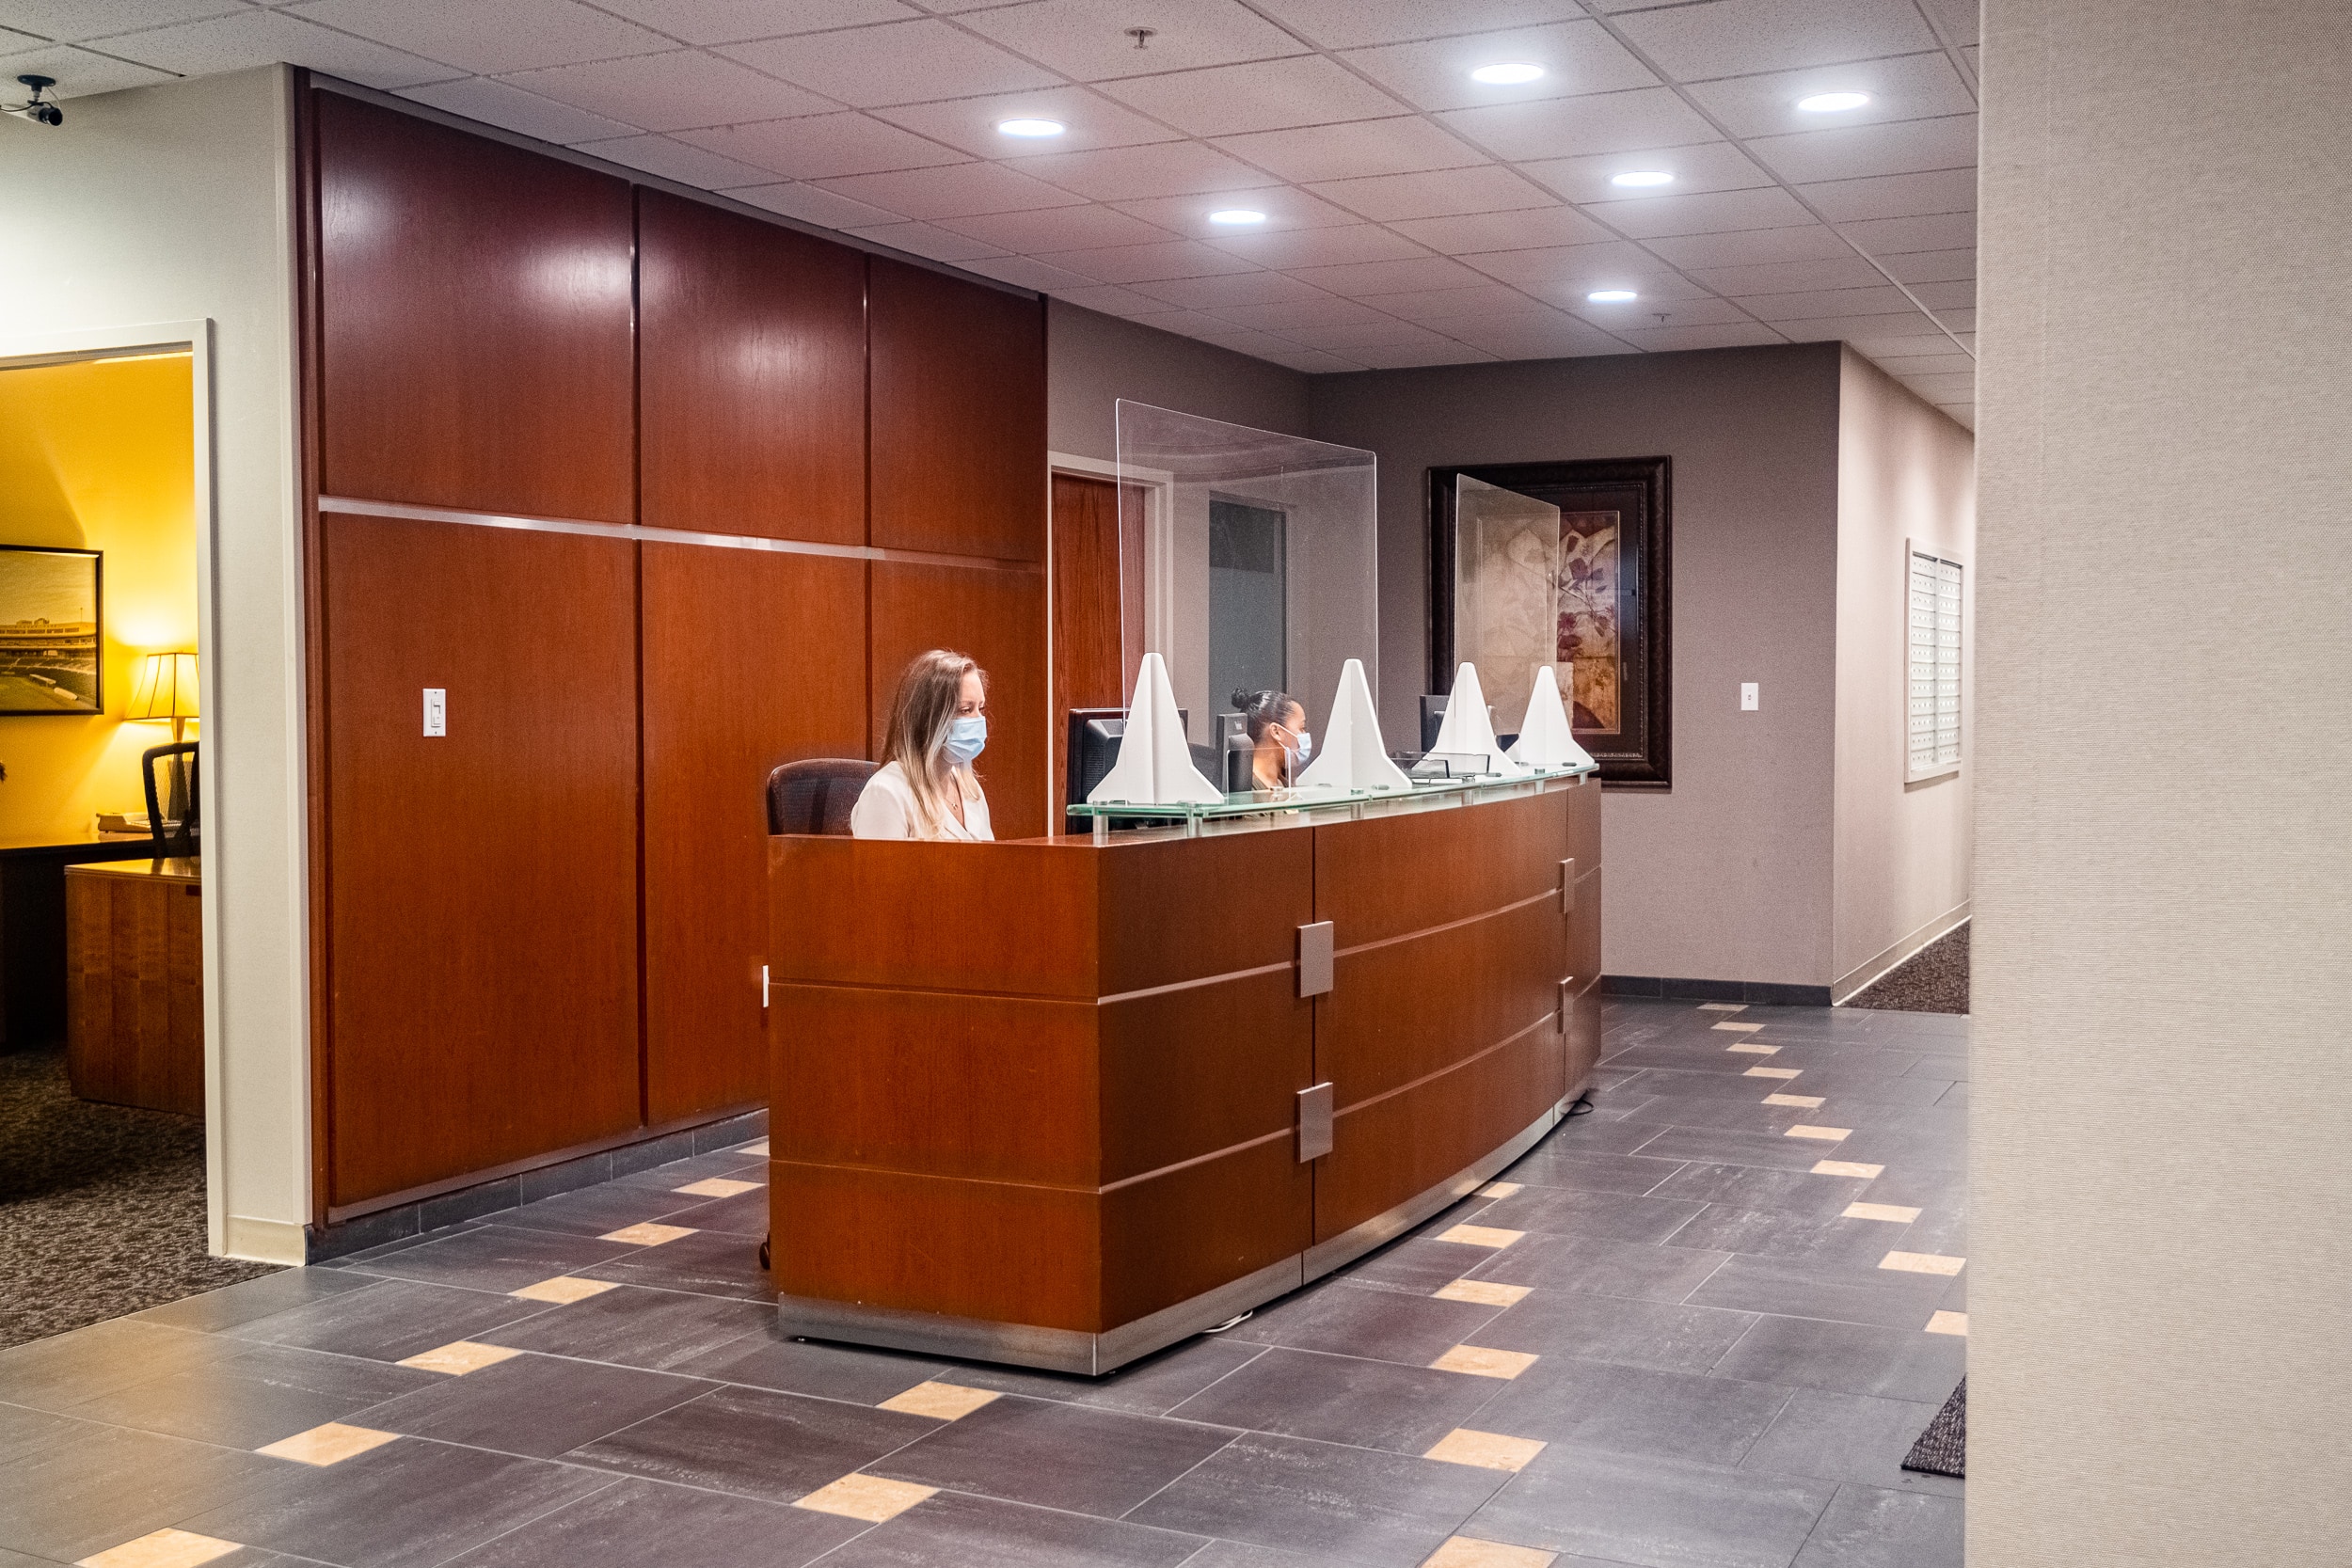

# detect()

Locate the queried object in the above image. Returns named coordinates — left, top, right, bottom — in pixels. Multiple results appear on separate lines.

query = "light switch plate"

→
left=422, top=688, right=447, bottom=736
left=1740, top=682, right=1759, bottom=711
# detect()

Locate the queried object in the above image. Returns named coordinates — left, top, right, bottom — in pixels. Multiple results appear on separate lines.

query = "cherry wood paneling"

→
left=1097, top=829, right=1309, bottom=994
left=1100, top=968, right=1308, bottom=1183
left=638, top=190, right=867, bottom=545
left=869, top=259, right=1046, bottom=562
left=870, top=559, right=1049, bottom=839
left=1103, top=1139, right=1310, bottom=1327
left=314, top=93, right=635, bottom=523
left=66, top=863, right=203, bottom=1117
left=643, top=546, right=866, bottom=1124
left=1052, top=472, right=1120, bottom=794
left=322, top=513, right=640, bottom=1206
left=1314, top=787, right=1568, bottom=946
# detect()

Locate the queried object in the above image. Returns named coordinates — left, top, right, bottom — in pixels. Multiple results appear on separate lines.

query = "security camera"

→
left=8, top=75, right=62, bottom=127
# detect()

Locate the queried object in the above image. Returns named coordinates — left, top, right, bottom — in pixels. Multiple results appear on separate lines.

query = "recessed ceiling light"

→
left=1470, top=62, right=1546, bottom=85
left=1610, top=170, right=1674, bottom=188
left=1207, top=209, right=1267, bottom=225
left=1586, top=289, right=1638, bottom=303
left=995, top=118, right=1066, bottom=137
left=1795, top=91, right=1871, bottom=112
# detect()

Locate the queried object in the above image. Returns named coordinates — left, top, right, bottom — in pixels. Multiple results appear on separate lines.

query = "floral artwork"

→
left=1558, top=512, right=1620, bottom=733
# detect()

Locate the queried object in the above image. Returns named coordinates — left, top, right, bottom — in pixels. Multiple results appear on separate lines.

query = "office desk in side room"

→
left=65, top=857, right=203, bottom=1117
left=0, top=832, right=176, bottom=1051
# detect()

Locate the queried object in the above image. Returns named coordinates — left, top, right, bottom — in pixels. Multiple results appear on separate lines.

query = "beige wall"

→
left=1045, top=299, right=1311, bottom=462
left=1833, top=350, right=1975, bottom=996
left=0, top=68, right=308, bottom=1264
left=1974, top=3, right=2352, bottom=1562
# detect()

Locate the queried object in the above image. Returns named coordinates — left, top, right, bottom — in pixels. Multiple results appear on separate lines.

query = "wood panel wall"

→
left=303, top=84, right=1048, bottom=1216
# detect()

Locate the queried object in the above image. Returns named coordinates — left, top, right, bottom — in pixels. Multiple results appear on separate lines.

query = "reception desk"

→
left=766, top=770, right=1601, bottom=1372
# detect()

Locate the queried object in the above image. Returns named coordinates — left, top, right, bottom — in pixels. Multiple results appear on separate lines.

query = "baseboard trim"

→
left=1832, top=904, right=1971, bottom=1006
left=1601, top=974, right=1833, bottom=1007
left=223, top=1215, right=308, bottom=1267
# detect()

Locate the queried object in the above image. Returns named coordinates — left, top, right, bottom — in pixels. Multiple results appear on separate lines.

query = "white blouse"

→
left=849, top=760, right=994, bottom=842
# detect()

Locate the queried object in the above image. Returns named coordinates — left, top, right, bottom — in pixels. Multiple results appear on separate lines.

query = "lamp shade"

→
left=128, top=651, right=199, bottom=721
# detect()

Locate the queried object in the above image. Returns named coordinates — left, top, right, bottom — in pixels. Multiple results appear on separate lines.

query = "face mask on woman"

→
left=944, top=714, right=987, bottom=766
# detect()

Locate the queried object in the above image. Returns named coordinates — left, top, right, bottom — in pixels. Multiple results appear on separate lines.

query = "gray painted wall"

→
left=1976, top=1, right=2352, bottom=1560
left=1044, top=299, right=1311, bottom=462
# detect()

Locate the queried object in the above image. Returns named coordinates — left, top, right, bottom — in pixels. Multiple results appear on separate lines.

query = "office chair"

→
left=765, top=758, right=878, bottom=836
left=141, top=741, right=199, bottom=858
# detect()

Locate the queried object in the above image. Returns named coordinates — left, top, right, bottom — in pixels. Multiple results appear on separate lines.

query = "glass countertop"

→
left=1064, top=761, right=1597, bottom=840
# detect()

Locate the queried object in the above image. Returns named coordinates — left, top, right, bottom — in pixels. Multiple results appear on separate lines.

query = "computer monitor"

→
left=1064, top=706, right=1193, bottom=832
left=1421, top=694, right=1449, bottom=752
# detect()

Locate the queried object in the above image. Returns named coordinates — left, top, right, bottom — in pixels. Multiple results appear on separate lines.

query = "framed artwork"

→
left=0, top=546, right=103, bottom=716
left=1429, top=458, right=1671, bottom=788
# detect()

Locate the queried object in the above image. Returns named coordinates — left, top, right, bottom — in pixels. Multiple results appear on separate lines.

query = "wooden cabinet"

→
left=67, top=858, right=203, bottom=1117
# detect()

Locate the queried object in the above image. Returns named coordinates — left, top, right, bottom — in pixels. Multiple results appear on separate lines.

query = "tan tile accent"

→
left=1842, top=1202, right=1922, bottom=1223
left=1882, top=1251, right=1965, bottom=1275
left=795, top=1474, right=935, bottom=1522
left=1435, top=1279, right=1531, bottom=1307
left=1436, top=1224, right=1524, bottom=1249
left=398, top=1340, right=524, bottom=1375
left=1477, top=1181, right=1522, bottom=1198
left=76, top=1529, right=244, bottom=1568
left=878, top=1382, right=1000, bottom=1420
left=674, top=1177, right=760, bottom=1198
left=1744, top=1066, right=1803, bottom=1079
left=1761, top=1093, right=1825, bottom=1109
left=1726, top=1042, right=1781, bottom=1055
left=1421, top=1535, right=1560, bottom=1567
left=510, top=1276, right=619, bottom=1305
left=256, top=1422, right=400, bottom=1466
left=1711, top=1022, right=1766, bottom=1033
left=1813, top=1160, right=1885, bottom=1179
left=1423, top=1429, right=1547, bottom=1472
left=1696, top=1003, right=1748, bottom=1013
left=1927, top=1310, right=1970, bottom=1337
left=1431, top=1345, right=1539, bottom=1379
left=1785, top=1125, right=1851, bottom=1142
left=600, top=1222, right=696, bottom=1246
left=741, top=1139, right=771, bottom=1155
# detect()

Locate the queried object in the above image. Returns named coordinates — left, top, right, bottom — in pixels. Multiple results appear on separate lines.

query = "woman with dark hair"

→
left=850, top=649, right=993, bottom=841
left=1233, top=688, right=1310, bottom=790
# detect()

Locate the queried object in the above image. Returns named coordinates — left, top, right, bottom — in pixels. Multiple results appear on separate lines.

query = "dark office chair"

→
left=141, top=741, right=199, bottom=858
left=765, top=758, right=877, bottom=836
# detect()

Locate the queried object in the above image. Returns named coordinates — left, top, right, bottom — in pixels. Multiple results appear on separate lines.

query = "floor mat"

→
left=1904, top=1378, right=1967, bottom=1477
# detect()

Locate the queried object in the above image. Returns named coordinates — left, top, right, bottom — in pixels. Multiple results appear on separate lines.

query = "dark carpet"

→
left=0, top=1045, right=278, bottom=1349
left=1904, top=1379, right=1967, bottom=1477
left=1844, top=920, right=1970, bottom=1014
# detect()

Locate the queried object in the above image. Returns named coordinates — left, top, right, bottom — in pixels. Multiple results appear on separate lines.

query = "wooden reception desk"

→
left=767, top=774, right=1602, bottom=1372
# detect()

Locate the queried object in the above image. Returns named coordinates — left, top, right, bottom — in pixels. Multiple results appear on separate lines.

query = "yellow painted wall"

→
left=0, top=353, right=198, bottom=840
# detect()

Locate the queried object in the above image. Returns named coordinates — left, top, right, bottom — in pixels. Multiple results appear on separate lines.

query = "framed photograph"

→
left=0, top=546, right=103, bottom=716
left=1430, top=458, right=1671, bottom=788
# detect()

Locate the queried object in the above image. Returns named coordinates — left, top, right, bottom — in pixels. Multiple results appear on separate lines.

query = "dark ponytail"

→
left=1232, top=688, right=1298, bottom=743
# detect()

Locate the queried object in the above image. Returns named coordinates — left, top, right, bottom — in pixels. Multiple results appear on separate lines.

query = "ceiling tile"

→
left=1007, top=140, right=1272, bottom=199
left=99, top=10, right=456, bottom=88
left=1051, top=283, right=1184, bottom=317
left=1032, top=238, right=1263, bottom=283
left=1211, top=116, right=1483, bottom=184
left=1867, top=351, right=1975, bottom=375
left=1916, top=0, right=1978, bottom=48
left=0, top=40, right=176, bottom=94
left=1340, top=21, right=1657, bottom=113
left=1387, top=206, right=1615, bottom=255
left=1134, top=309, right=1255, bottom=341
left=1898, top=370, right=1977, bottom=398
left=1186, top=325, right=1332, bottom=360
left=727, top=180, right=904, bottom=228
left=1680, top=51, right=1975, bottom=138
left=291, top=0, right=671, bottom=74
left=956, top=0, right=1305, bottom=82
left=1878, top=246, right=1975, bottom=284
left=867, top=86, right=1177, bottom=158
left=1200, top=223, right=1432, bottom=268
left=587, top=0, right=920, bottom=47
left=1366, top=283, right=1544, bottom=323
left=1684, top=255, right=1887, bottom=294
left=1797, top=166, right=1976, bottom=222
left=816, top=159, right=1091, bottom=218
left=1248, top=0, right=1587, bottom=49
left=1130, top=271, right=1332, bottom=309
left=1848, top=330, right=1969, bottom=356
left=841, top=219, right=1009, bottom=262
left=1772, top=309, right=1940, bottom=341
left=0, top=1, right=239, bottom=43
left=1579, top=184, right=1812, bottom=238
left=400, top=77, right=638, bottom=144
left=574, top=132, right=781, bottom=187
left=1109, top=186, right=1359, bottom=236
left=1746, top=114, right=1979, bottom=184
left=939, top=202, right=1176, bottom=251
left=1204, top=294, right=1395, bottom=330
left=1098, top=54, right=1406, bottom=136
left=1931, top=306, right=1975, bottom=330
left=1738, top=283, right=1915, bottom=322
left=1287, top=255, right=1493, bottom=296
left=504, top=50, right=844, bottom=134
left=1249, top=343, right=1365, bottom=372
left=1607, top=322, right=1788, bottom=351
left=1456, top=238, right=1657, bottom=285
left=1436, top=87, right=1718, bottom=161
left=1905, top=278, right=1975, bottom=310
left=1518, top=139, right=1769, bottom=203
left=1281, top=319, right=1465, bottom=353
left=1836, top=210, right=1974, bottom=254
left=1308, top=165, right=1559, bottom=222
left=956, top=254, right=1097, bottom=292
left=1566, top=291, right=1753, bottom=325
left=1349, top=340, right=1502, bottom=369
left=1642, top=224, right=1851, bottom=267
left=1610, top=0, right=1938, bottom=80
left=719, top=18, right=1058, bottom=108
left=1443, top=310, right=1626, bottom=357
left=676, top=112, right=965, bottom=180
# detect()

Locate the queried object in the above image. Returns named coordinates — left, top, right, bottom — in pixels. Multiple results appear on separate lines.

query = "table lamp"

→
left=128, top=651, right=199, bottom=829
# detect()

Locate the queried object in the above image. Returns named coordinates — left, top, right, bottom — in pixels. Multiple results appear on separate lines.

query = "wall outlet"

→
left=1740, top=682, right=1759, bottom=711
left=422, top=688, right=446, bottom=736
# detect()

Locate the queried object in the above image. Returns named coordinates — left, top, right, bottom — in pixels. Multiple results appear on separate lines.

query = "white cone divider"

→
left=1427, top=662, right=1526, bottom=777
left=1506, top=665, right=1596, bottom=769
left=1086, top=651, right=1223, bottom=805
left=1296, top=658, right=1411, bottom=793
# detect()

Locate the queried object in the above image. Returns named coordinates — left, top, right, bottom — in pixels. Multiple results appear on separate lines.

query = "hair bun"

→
left=1231, top=688, right=1255, bottom=709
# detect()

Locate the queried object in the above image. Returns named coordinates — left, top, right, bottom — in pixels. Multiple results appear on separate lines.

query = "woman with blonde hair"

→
left=850, top=649, right=994, bottom=841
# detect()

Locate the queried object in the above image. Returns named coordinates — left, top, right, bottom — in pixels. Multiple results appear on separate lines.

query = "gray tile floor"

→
left=0, top=1000, right=1964, bottom=1568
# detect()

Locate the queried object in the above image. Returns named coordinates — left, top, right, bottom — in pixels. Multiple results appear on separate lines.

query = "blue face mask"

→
left=944, top=714, right=987, bottom=766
